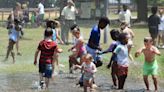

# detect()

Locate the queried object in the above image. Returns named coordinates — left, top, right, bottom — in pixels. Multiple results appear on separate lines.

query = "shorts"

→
left=117, top=65, right=128, bottom=76
left=44, top=64, right=53, bottom=78
left=143, top=60, right=158, bottom=75
left=86, top=45, right=101, bottom=63
left=39, top=63, right=53, bottom=78
left=111, top=62, right=118, bottom=75
left=39, top=63, right=46, bottom=73
left=149, top=27, right=158, bottom=39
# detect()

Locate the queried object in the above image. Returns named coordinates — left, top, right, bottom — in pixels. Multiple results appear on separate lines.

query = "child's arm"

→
left=153, top=46, right=161, bottom=56
left=135, top=47, right=143, bottom=57
left=56, top=28, right=64, bottom=44
left=91, top=63, right=97, bottom=73
left=107, top=53, right=115, bottom=69
left=34, top=49, right=40, bottom=65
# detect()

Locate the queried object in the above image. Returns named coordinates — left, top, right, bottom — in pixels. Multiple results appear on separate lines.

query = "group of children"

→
left=4, top=12, right=162, bottom=91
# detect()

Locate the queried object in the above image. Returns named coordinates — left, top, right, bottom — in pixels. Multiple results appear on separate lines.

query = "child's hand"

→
left=107, top=64, right=111, bottom=69
left=34, top=61, right=37, bottom=65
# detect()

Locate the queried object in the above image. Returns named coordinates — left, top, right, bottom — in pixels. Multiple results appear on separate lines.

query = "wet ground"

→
left=0, top=71, right=163, bottom=92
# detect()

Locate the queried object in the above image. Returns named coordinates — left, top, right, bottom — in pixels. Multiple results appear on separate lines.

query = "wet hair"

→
left=119, top=33, right=128, bottom=44
left=70, top=24, right=80, bottom=32
left=151, top=6, right=158, bottom=15
left=46, top=20, right=55, bottom=29
left=84, top=54, right=93, bottom=62
left=144, top=37, right=153, bottom=43
left=44, top=27, right=53, bottom=37
left=98, top=17, right=110, bottom=25
left=110, top=29, right=120, bottom=41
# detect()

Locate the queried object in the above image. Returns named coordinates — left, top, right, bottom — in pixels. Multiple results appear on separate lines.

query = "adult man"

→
left=37, top=0, right=45, bottom=26
left=61, top=0, right=77, bottom=44
left=86, top=17, right=110, bottom=67
left=119, top=5, right=132, bottom=27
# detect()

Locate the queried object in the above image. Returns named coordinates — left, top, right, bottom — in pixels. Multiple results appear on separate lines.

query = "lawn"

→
left=0, top=21, right=164, bottom=81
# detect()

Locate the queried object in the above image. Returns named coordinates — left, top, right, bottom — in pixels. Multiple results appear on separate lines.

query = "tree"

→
left=136, top=0, right=148, bottom=22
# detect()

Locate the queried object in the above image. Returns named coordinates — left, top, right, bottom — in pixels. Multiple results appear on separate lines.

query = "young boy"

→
left=98, top=29, right=120, bottom=88
left=158, top=9, right=164, bottom=48
left=34, top=28, right=62, bottom=89
left=68, top=24, right=86, bottom=73
left=113, top=33, right=129, bottom=89
left=5, top=19, right=22, bottom=63
left=135, top=37, right=161, bottom=91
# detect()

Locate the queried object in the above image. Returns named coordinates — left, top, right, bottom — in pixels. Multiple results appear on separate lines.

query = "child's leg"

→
left=111, top=63, right=117, bottom=86
left=16, top=40, right=21, bottom=55
left=152, top=75, right=158, bottom=91
left=45, top=77, right=50, bottom=89
left=118, top=75, right=127, bottom=89
left=69, top=54, right=78, bottom=73
left=143, top=75, right=149, bottom=90
left=83, top=80, right=88, bottom=92
left=11, top=51, right=15, bottom=63
left=89, top=78, right=94, bottom=91
left=5, top=40, right=15, bottom=60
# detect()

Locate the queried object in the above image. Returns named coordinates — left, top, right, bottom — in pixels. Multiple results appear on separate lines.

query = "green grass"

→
left=0, top=23, right=164, bottom=80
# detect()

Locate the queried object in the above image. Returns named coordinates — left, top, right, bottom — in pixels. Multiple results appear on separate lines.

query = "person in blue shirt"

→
left=86, top=17, right=110, bottom=67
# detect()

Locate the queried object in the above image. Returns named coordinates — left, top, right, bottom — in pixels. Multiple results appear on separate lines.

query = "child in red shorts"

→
left=113, top=33, right=129, bottom=89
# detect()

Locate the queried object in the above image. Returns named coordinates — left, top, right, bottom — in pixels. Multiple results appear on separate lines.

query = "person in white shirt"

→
left=37, top=0, right=45, bottom=26
left=119, top=5, right=132, bottom=27
left=158, top=9, right=164, bottom=48
left=61, top=0, right=78, bottom=44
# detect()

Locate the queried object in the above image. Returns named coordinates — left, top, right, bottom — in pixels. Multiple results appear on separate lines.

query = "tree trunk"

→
left=137, top=0, right=148, bottom=22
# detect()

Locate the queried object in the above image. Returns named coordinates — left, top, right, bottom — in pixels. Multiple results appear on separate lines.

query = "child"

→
left=98, top=29, right=120, bottom=88
left=158, top=9, right=164, bottom=48
left=113, top=33, right=129, bottom=89
left=120, top=22, right=134, bottom=61
left=135, top=37, right=160, bottom=91
left=34, top=28, right=62, bottom=89
left=75, top=54, right=97, bottom=92
left=5, top=19, right=22, bottom=63
left=46, top=20, right=64, bottom=75
left=68, top=24, right=86, bottom=73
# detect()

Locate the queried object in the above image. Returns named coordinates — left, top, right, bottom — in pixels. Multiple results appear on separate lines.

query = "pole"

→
left=104, top=0, right=109, bottom=44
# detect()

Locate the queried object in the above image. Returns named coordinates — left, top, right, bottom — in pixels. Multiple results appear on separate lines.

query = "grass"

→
left=0, top=22, right=164, bottom=80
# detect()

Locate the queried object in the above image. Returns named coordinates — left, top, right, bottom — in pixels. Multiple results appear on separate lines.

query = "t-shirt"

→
left=38, top=40, right=57, bottom=64
left=158, top=15, right=164, bottom=31
left=38, top=3, right=44, bottom=14
left=148, top=14, right=160, bottom=29
left=114, top=44, right=129, bottom=66
left=119, top=9, right=131, bottom=27
left=82, top=62, right=96, bottom=80
left=61, top=6, right=76, bottom=20
left=107, top=41, right=120, bottom=52
left=87, top=25, right=100, bottom=49
left=9, top=28, right=19, bottom=42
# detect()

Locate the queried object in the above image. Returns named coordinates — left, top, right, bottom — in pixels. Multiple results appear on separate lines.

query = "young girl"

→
left=135, top=37, right=160, bottom=91
left=68, top=24, right=86, bottom=73
left=76, top=54, right=97, bottom=92
left=113, top=33, right=129, bottom=89
left=120, top=22, right=134, bottom=61
left=5, top=19, right=22, bottom=63
left=98, top=29, right=120, bottom=88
